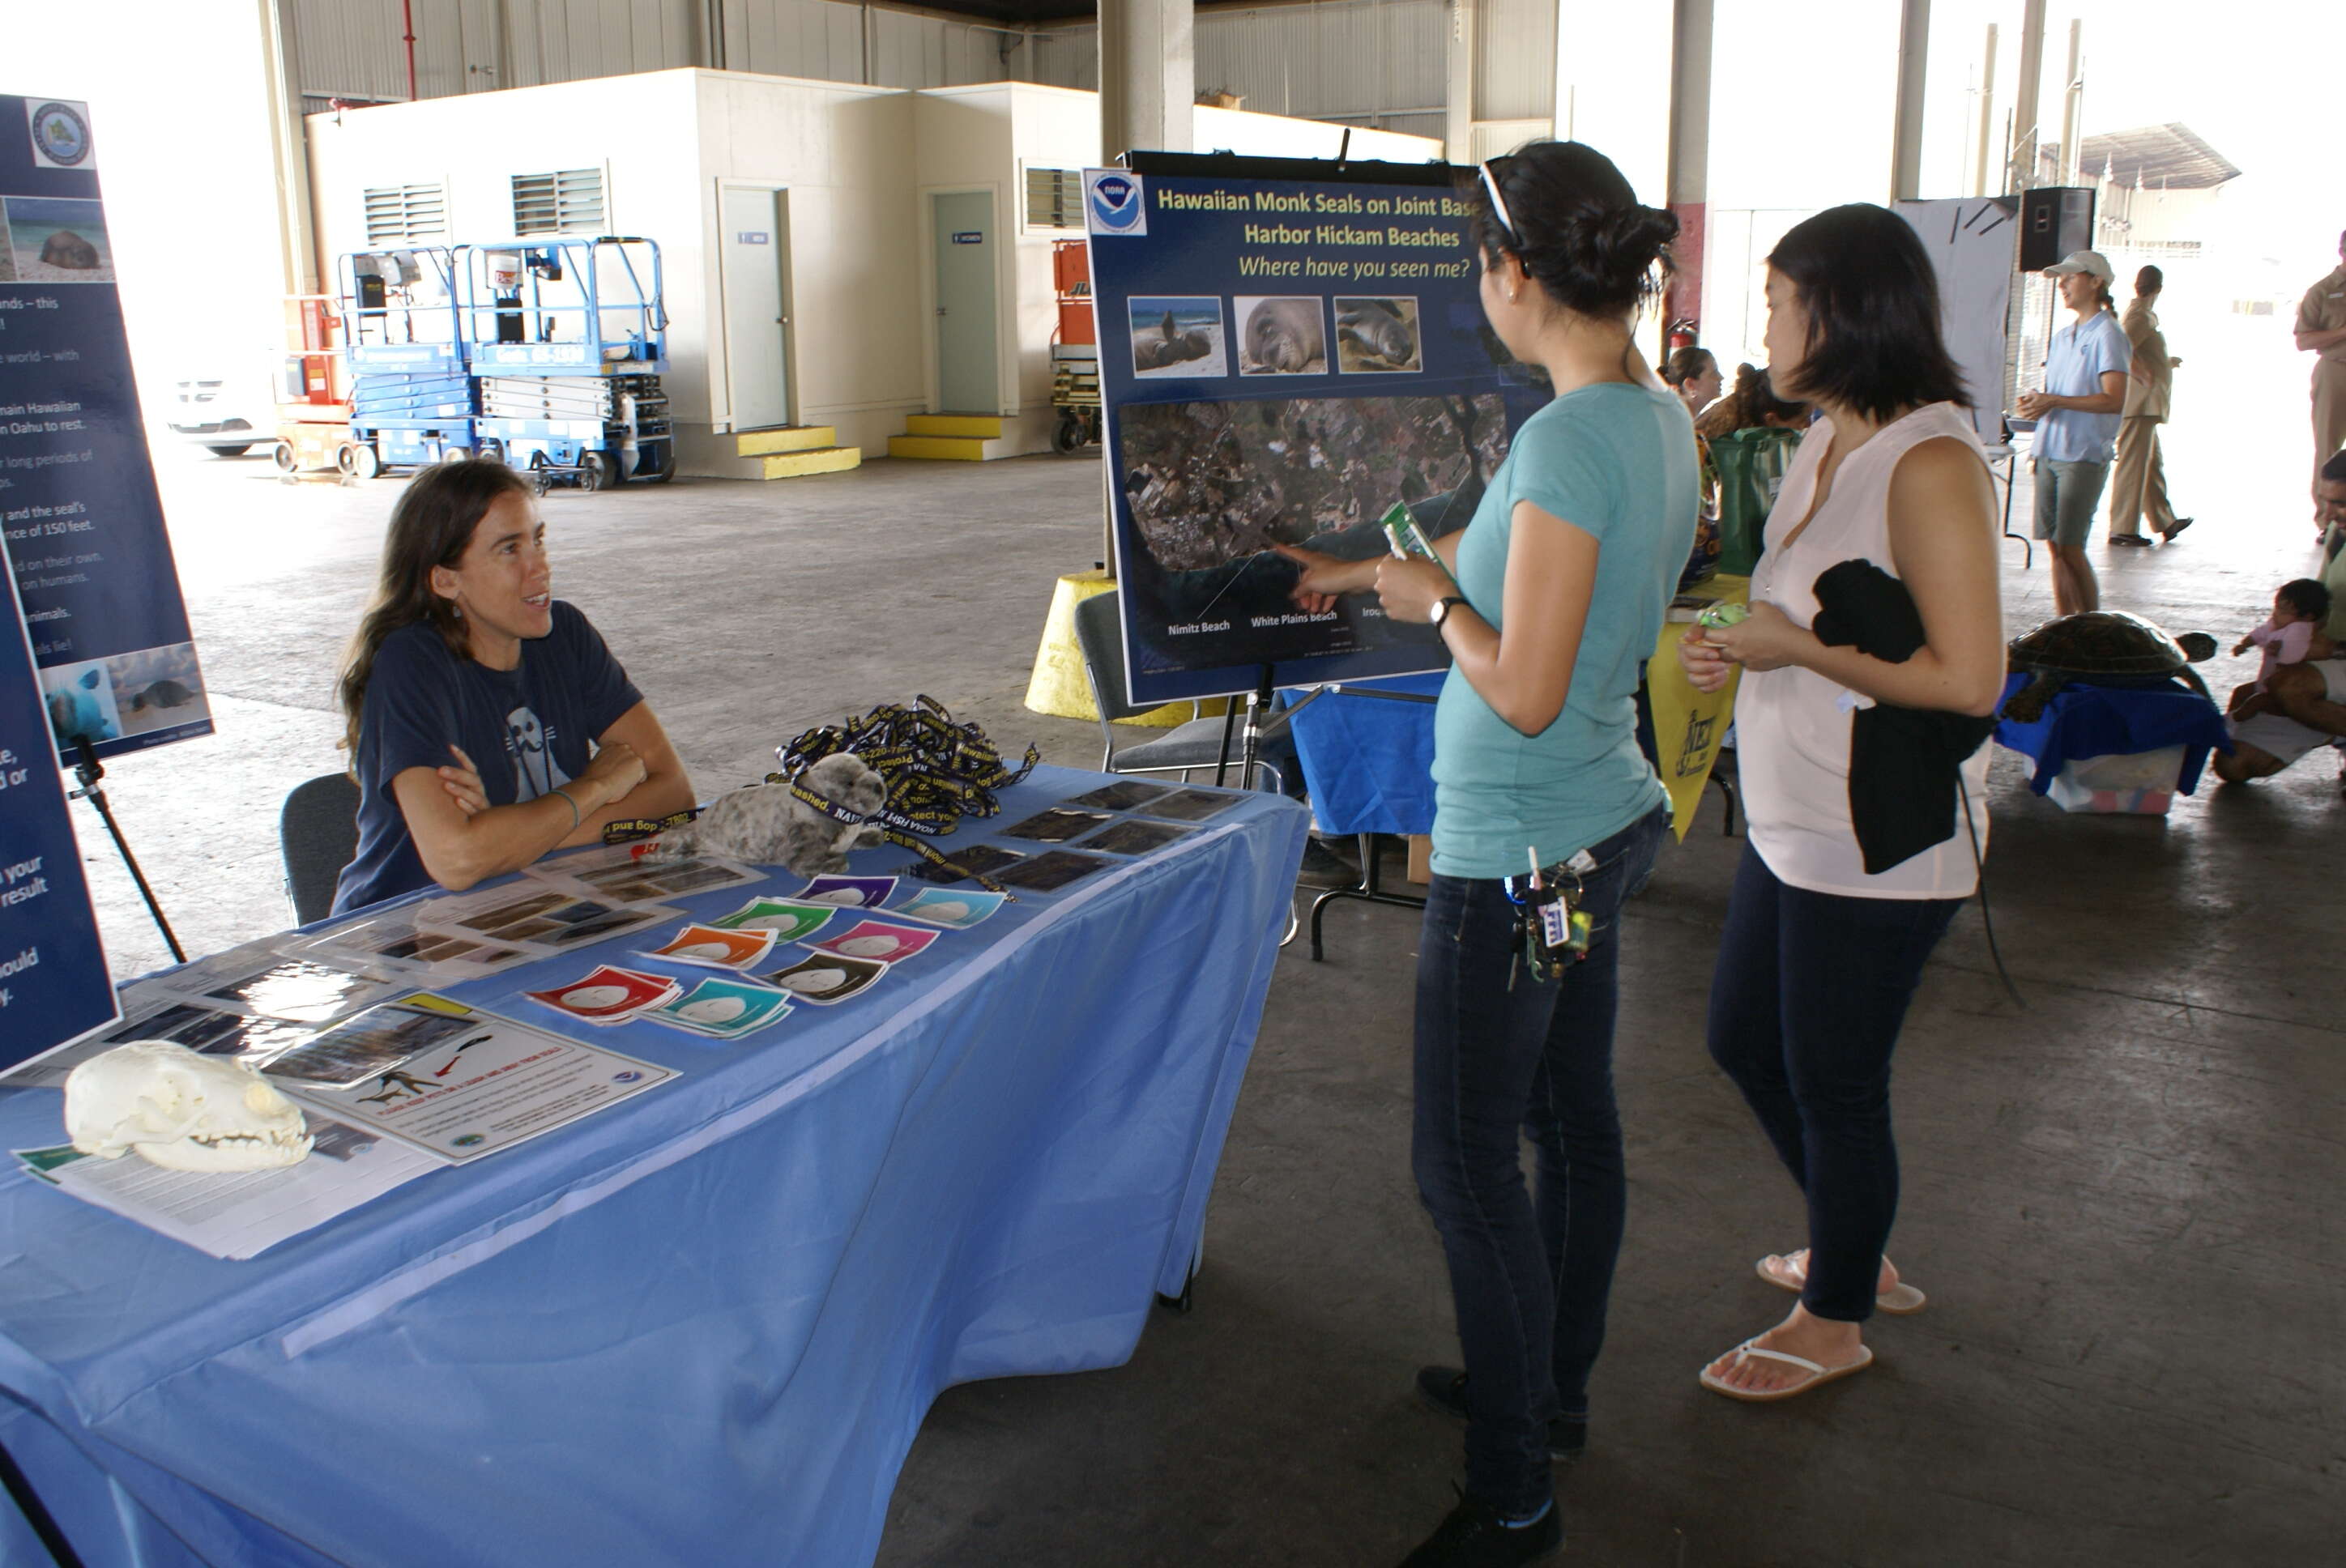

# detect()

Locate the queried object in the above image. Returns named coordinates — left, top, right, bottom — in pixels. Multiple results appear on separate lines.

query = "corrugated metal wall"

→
left=284, top=0, right=1531, bottom=137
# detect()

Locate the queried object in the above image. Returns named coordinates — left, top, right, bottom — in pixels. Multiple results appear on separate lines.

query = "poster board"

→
left=0, top=522, right=116, bottom=1070
left=0, top=93, right=213, bottom=763
left=1892, top=197, right=2018, bottom=447
left=1085, top=155, right=1546, bottom=705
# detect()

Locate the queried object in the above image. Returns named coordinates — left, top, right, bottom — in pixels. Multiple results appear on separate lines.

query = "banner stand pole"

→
left=1235, top=663, right=1277, bottom=791
left=68, top=736, right=186, bottom=965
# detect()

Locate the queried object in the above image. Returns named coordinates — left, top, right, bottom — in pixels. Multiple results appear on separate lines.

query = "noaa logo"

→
left=1085, top=171, right=1146, bottom=237
left=28, top=102, right=92, bottom=169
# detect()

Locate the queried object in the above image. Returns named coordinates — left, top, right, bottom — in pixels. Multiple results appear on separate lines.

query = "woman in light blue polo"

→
left=2016, top=249, right=2131, bottom=616
left=1276, top=140, right=1694, bottom=1566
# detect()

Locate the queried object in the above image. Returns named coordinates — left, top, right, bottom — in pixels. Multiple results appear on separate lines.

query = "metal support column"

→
left=1890, top=0, right=1930, bottom=202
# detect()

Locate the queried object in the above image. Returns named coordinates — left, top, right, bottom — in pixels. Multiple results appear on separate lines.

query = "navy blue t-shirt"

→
left=332, top=601, right=641, bottom=914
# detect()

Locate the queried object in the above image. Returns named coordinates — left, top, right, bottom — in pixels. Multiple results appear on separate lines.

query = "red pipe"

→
left=403, top=0, right=418, bottom=101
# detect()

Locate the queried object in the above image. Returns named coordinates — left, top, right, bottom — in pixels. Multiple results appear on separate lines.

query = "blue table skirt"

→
left=1283, top=671, right=1443, bottom=836
left=1992, top=672, right=2231, bottom=795
left=0, top=766, right=1308, bottom=1568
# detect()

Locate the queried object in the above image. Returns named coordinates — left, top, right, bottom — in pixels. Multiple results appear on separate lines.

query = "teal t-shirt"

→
left=1430, top=381, right=1697, bottom=879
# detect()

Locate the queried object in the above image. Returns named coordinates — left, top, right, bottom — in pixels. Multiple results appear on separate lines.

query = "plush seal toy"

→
left=638, top=751, right=888, bottom=876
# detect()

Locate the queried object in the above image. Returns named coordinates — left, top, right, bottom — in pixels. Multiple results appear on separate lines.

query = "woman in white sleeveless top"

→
left=1678, top=204, right=2007, bottom=1401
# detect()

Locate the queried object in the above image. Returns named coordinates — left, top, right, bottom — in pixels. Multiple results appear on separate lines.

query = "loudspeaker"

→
left=2018, top=186, right=2096, bottom=271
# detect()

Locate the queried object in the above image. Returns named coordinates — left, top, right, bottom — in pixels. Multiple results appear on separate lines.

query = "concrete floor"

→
left=78, top=313, right=2341, bottom=1563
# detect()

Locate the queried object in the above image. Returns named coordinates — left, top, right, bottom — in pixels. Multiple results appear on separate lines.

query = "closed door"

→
left=932, top=191, right=998, bottom=414
left=722, top=186, right=791, bottom=430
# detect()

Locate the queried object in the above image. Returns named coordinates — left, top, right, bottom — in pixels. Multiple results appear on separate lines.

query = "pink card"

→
left=807, top=918, right=940, bottom=965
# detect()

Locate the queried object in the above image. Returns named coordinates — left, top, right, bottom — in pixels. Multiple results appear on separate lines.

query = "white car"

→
left=167, top=369, right=277, bottom=458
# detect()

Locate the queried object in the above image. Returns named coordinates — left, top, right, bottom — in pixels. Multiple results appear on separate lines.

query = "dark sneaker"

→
left=2108, top=532, right=2151, bottom=547
left=1414, top=1367, right=1586, bottom=1460
left=2160, top=516, right=2194, bottom=542
left=1397, top=1490, right=1563, bottom=1567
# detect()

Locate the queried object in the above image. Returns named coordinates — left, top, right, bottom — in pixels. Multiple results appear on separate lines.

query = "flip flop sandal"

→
left=1700, top=1339, right=1874, bottom=1403
left=1756, top=1251, right=1927, bottom=1315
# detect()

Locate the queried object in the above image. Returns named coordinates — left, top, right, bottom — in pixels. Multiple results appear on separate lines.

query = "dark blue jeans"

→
left=1704, top=846, right=1961, bottom=1323
left=1411, top=805, right=1667, bottom=1518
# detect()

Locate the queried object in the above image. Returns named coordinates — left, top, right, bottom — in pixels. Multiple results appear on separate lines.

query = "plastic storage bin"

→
left=2045, top=744, right=2186, bottom=815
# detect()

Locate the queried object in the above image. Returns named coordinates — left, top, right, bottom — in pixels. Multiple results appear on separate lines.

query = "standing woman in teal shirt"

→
left=1278, top=142, right=1695, bottom=1566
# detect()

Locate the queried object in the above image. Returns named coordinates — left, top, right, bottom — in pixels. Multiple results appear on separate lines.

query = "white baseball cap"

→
left=2044, top=249, right=2114, bottom=284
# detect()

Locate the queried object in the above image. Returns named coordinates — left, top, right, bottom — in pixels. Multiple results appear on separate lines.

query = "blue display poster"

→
left=0, top=530, right=115, bottom=1071
left=1085, top=155, right=1545, bottom=705
left=0, top=93, right=213, bottom=762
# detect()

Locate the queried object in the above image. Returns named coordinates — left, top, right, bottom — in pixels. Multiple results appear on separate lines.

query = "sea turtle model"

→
left=2000, top=610, right=2218, bottom=722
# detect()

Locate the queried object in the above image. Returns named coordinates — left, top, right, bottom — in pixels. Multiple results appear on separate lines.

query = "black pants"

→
left=1704, top=846, right=1960, bottom=1322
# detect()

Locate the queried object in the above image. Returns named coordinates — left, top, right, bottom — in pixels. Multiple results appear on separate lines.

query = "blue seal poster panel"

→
left=1085, top=156, right=1548, bottom=705
left=0, top=532, right=116, bottom=1071
left=0, top=94, right=214, bottom=763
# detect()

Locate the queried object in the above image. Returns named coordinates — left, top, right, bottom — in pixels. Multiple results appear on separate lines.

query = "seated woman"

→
left=331, top=460, right=695, bottom=914
left=1693, top=361, right=1807, bottom=441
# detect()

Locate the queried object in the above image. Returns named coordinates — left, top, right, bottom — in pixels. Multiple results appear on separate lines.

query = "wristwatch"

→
left=1430, top=595, right=1470, bottom=628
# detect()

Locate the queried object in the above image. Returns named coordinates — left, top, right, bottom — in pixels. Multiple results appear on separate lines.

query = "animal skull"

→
left=64, top=1042, right=314, bottom=1172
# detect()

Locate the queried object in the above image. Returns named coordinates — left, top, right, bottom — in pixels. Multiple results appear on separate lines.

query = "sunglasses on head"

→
left=1478, top=160, right=1518, bottom=246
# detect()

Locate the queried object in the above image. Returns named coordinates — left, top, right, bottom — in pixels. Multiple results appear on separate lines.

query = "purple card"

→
left=796, top=875, right=898, bottom=909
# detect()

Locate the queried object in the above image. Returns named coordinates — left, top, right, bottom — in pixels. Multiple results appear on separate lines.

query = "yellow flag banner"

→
left=1648, top=575, right=1750, bottom=842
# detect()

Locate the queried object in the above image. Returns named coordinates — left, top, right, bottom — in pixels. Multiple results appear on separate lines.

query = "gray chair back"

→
left=280, top=772, right=361, bottom=926
left=1073, top=591, right=1153, bottom=722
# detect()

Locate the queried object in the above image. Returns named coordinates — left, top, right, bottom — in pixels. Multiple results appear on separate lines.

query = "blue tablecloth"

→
left=1282, top=671, right=1443, bottom=836
left=1992, top=672, right=2231, bottom=795
left=0, top=766, right=1307, bottom=1568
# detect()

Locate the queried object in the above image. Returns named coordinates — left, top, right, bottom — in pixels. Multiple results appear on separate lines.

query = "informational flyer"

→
left=1085, top=156, right=1546, bottom=704
left=0, top=94, right=212, bottom=761
left=13, top=1114, right=445, bottom=1260
left=0, top=511, right=113, bottom=1071
left=283, top=995, right=676, bottom=1164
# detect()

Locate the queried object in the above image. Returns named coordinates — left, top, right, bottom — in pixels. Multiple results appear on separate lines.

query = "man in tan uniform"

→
left=2111, top=265, right=2188, bottom=544
left=2296, top=230, right=2346, bottom=526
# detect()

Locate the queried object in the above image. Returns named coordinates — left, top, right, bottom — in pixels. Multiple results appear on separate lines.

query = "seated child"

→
left=2227, top=578, right=2333, bottom=719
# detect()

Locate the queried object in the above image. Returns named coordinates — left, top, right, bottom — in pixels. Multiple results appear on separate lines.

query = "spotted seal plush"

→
left=639, top=752, right=888, bottom=876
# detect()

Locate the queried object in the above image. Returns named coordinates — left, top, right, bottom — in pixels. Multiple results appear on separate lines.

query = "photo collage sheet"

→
left=1082, top=163, right=1550, bottom=707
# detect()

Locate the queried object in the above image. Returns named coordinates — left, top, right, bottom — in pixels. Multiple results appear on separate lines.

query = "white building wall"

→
left=305, top=67, right=1437, bottom=471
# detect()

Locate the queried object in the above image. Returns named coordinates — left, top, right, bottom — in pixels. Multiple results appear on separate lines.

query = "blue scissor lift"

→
left=335, top=247, right=475, bottom=479
left=454, top=237, right=673, bottom=490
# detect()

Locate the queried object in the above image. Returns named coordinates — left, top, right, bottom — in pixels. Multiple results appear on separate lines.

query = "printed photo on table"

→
left=1128, top=297, right=1229, bottom=378
left=808, top=919, right=940, bottom=965
left=796, top=876, right=897, bottom=908
left=765, top=952, right=888, bottom=1005
left=707, top=897, right=838, bottom=942
left=892, top=888, right=1006, bottom=928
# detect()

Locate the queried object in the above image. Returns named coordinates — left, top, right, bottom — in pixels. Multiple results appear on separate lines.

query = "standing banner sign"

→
left=1085, top=156, right=1545, bottom=705
left=0, top=550, right=115, bottom=1070
left=1, top=93, right=213, bottom=762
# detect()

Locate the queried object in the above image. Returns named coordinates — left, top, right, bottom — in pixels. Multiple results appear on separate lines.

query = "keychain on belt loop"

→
left=1504, top=844, right=1591, bottom=989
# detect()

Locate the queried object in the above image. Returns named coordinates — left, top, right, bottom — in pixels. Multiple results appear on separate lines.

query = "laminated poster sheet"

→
left=281, top=994, right=675, bottom=1163
left=1084, top=159, right=1547, bottom=704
